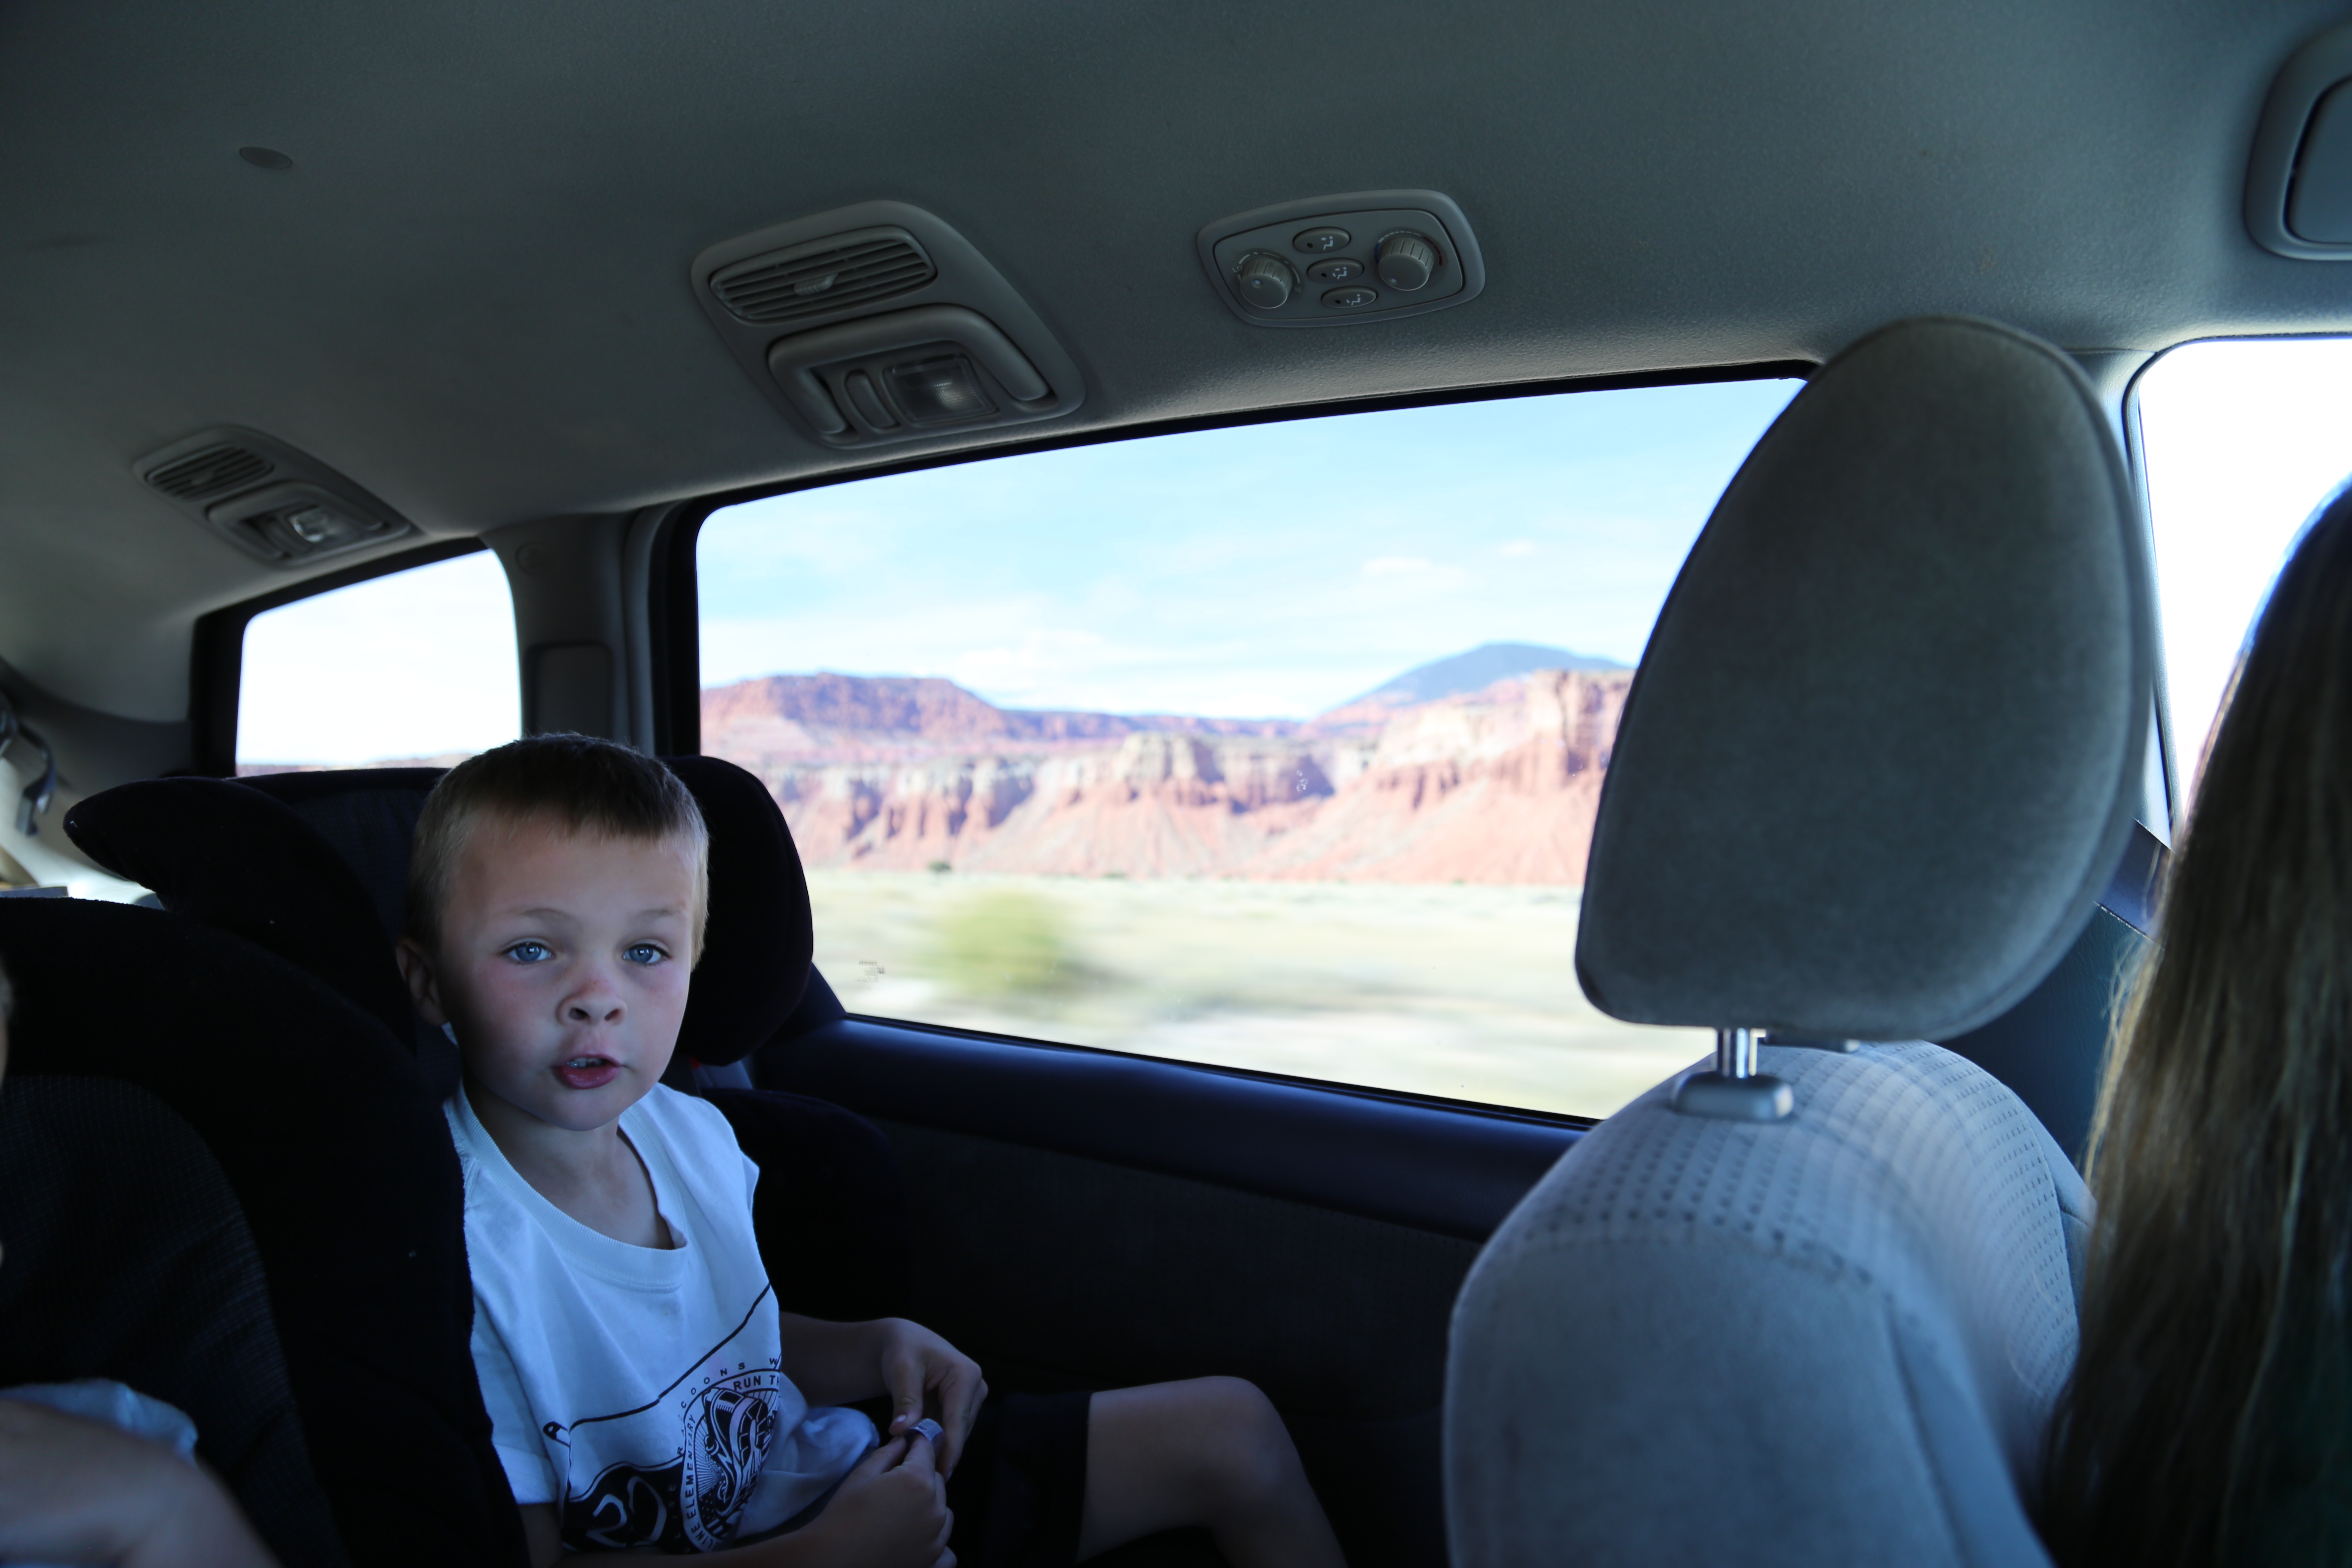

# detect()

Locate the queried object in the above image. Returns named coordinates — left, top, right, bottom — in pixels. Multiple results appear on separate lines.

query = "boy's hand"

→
left=797, top=1436, right=953, bottom=1568
left=875, top=1321, right=986, bottom=1478
left=0, top=1398, right=277, bottom=1567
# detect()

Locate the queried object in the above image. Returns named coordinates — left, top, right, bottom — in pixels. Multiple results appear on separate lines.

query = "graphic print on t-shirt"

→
left=556, top=1284, right=788, bottom=1552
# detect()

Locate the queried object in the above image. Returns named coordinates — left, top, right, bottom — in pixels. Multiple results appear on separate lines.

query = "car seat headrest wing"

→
left=124, top=756, right=813, bottom=1070
left=66, top=777, right=416, bottom=1047
left=663, top=754, right=816, bottom=1066
left=1576, top=317, right=2152, bottom=1079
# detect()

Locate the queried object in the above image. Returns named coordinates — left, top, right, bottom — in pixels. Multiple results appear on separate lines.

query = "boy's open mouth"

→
left=554, top=1056, right=620, bottom=1090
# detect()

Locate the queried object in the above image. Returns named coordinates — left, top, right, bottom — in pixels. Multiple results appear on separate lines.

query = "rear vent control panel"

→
left=133, top=428, right=413, bottom=567
left=1197, top=190, right=1485, bottom=328
left=693, top=202, right=1084, bottom=448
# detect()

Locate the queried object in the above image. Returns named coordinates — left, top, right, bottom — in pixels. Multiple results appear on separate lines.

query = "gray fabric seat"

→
left=1444, top=316, right=2155, bottom=1566
left=1450, top=1043, right=2089, bottom=1566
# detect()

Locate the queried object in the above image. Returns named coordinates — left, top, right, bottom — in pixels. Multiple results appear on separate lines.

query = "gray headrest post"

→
left=1673, top=1026, right=1793, bottom=1120
left=1577, top=316, right=2153, bottom=1123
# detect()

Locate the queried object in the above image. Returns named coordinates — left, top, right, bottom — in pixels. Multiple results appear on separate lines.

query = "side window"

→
left=698, top=381, right=1801, bottom=1117
left=2138, top=338, right=2352, bottom=809
left=236, top=549, right=519, bottom=772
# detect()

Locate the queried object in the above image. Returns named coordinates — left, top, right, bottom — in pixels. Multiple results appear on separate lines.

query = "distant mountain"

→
left=1336, top=642, right=1627, bottom=710
left=1304, top=642, right=1626, bottom=733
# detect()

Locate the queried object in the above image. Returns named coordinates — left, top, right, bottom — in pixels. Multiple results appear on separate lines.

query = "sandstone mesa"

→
left=701, top=665, right=1631, bottom=886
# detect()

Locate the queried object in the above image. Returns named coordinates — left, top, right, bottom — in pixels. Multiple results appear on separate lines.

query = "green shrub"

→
left=934, top=890, right=1074, bottom=1001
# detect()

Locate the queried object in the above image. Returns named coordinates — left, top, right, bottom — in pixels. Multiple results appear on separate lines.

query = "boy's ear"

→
left=394, top=937, right=450, bottom=1028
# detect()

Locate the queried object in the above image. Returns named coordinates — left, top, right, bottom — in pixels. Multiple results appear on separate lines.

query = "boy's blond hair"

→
left=406, top=734, right=710, bottom=959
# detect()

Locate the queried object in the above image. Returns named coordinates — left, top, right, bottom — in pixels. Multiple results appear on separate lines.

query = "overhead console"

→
left=2248, top=24, right=2352, bottom=258
left=691, top=202, right=1084, bottom=449
left=1195, top=190, right=1486, bottom=328
left=132, top=428, right=414, bottom=567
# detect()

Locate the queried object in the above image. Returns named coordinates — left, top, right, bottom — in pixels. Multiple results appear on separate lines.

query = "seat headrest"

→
left=661, top=754, right=816, bottom=1065
left=239, top=767, right=446, bottom=942
left=70, top=755, right=815, bottom=1068
left=1575, top=316, right=2152, bottom=1041
left=64, top=777, right=416, bottom=1045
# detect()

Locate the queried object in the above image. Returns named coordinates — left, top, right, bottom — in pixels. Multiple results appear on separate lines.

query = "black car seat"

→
left=0, top=897, right=526, bottom=1568
left=65, top=753, right=912, bottom=1323
left=1444, top=317, right=2153, bottom=1566
left=0, top=1072, right=348, bottom=1566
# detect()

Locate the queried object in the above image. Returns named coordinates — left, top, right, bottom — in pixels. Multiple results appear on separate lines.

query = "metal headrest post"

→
left=1671, top=1026, right=1793, bottom=1121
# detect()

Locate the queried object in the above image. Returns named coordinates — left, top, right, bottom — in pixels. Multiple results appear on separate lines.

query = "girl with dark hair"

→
left=2045, top=488, right=2352, bottom=1565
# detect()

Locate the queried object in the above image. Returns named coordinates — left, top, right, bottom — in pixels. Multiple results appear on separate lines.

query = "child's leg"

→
left=1076, top=1376, right=1345, bottom=1568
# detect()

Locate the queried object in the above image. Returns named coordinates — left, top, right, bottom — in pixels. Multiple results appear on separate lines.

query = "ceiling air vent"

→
left=710, top=227, right=937, bottom=327
left=692, top=202, right=1085, bottom=450
left=133, top=426, right=415, bottom=569
left=145, top=441, right=273, bottom=499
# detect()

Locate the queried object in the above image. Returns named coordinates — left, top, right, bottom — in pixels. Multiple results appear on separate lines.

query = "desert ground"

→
left=805, top=869, right=1710, bottom=1118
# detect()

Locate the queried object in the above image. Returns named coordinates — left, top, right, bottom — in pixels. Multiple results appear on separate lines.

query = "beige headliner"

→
left=0, top=0, right=2345, bottom=721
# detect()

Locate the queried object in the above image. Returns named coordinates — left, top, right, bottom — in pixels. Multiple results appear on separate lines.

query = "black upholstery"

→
left=0, top=900, right=525, bottom=1568
left=660, top=755, right=816, bottom=1066
left=64, top=753, right=904, bottom=1327
left=64, top=777, right=415, bottom=1046
left=238, top=767, right=445, bottom=943
left=0, top=1075, right=348, bottom=1567
left=218, top=752, right=818, bottom=1072
left=1935, top=821, right=2166, bottom=1165
left=706, top=1087, right=913, bottom=1322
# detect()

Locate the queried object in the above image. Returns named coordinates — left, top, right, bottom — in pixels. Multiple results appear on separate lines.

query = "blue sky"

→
left=695, top=379, right=1801, bottom=721
left=236, top=346, right=2352, bottom=773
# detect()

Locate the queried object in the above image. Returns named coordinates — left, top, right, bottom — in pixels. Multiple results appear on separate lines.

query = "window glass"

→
left=2138, top=338, right=2352, bottom=809
left=237, top=549, right=519, bottom=772
left=699, top=382, right=1801, bottom=1117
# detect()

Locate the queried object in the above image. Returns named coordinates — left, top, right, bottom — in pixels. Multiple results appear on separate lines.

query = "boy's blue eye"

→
left=625, top=943, right=667, bottom=966
left=505, top=940, right=552, bottom=964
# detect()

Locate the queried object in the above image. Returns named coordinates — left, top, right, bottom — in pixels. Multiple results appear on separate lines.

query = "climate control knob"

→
left=1232, top=251, right=1298, bottom=310
left=1375, top=233, right=1438, bottom=292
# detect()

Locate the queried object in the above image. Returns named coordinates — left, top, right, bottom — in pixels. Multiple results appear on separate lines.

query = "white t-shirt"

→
left=447, top=1082, right=874, bottom=1553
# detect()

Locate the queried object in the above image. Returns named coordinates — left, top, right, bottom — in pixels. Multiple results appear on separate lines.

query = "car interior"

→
left=5, top=3, right=2352, bottom=1565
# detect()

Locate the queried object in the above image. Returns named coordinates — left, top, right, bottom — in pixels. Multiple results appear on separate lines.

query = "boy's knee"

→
left=1181, top=1377, right=1295, bottom=1504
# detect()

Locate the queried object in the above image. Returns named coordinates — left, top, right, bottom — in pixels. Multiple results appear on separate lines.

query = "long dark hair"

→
left=2045, top=490, right=2352, bottom=1564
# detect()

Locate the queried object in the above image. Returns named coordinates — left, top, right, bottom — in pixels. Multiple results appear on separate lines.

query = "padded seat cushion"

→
left=0, top=900, right=525, bottom=1568
left=0, top=1075, right=348, bottom=1567
left=705, top=1087, right=913, bottom=1323
left=64, top=777, right=415, bottom=1046
left=67, top=754, right=817, bottom=1068
left=663, top=755, right=817, bottom=1065
left=1447, top=1041, right=2089, bottom=1568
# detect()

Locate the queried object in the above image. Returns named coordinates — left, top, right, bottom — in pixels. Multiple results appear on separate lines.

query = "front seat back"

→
left=0, top=898, right=525, bottom=1568
left=1445, top=317, right=2153, bottom=1566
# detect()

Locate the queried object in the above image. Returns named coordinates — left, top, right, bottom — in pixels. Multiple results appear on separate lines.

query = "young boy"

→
left=395, top=737, right=1348, bottom=1568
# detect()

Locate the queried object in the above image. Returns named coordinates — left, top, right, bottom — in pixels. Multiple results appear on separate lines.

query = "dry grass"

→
left=807, top=870, right=1709, bottom=1118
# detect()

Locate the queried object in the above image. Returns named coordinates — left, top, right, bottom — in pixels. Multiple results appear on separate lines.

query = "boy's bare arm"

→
left=775, top=1316, right=986, bottom=1479
left=0, top=1399, right=278, bottom=1568
left=517, top=1434, right=953, bottom=1568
